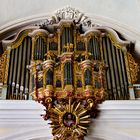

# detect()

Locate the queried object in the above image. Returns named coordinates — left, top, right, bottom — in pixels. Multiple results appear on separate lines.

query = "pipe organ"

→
left=0, top=18, right=139, bottom=101
left=0, top=8, right=139, bottom=139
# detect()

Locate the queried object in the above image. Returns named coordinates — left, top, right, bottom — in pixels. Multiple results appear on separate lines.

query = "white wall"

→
left=1, top=0, right=140, bottom=54
left=0, top=100, right=140, bottom=140
left=0, top=0, right=140, bottom=32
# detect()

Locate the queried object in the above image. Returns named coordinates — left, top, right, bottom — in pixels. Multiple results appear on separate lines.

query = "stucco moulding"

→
left=0, top=7, right=101, bottom=40
left=34, top=6, right=100, bottom=28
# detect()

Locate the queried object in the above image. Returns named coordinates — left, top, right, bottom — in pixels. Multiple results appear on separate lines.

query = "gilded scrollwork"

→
left=10, top=30, right=33, bottom=49
left=28, top=20, right=107, bottom=139
left=50, top=99, right=90, bottom=140
left=127, top=53, right=139, bottom=84
left=0, top=51, right=7, bottom=83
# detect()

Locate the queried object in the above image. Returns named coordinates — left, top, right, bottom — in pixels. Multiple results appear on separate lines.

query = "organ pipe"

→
left=41, top=38, right=43, bottom=60
left=39, top=37, right=41, bottom=59
left=20, top=38, right=27, bottom=99
left=116, top=48, right=124, bottom=98
left=64, top=62, right=73, bottom=85
left=7, top=49, right=14, bottom=99
left=16, top=44, right=22, bottom=99
left=110, top=42, right=120, bottom=99
left=25, top=38, right=31, bottom=99
left=12, top=47, right=19, bottom=98
left=107, top=37, right=118, bottom=99
left=119, top=50, right=129, bottom=99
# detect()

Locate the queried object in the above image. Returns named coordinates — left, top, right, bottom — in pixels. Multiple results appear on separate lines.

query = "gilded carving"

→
left=106, top=34, right=122, bottom=49
left=29, top=21, right=106, bottom=140
left=50, top=99, right=90, bottom=140
left=0, top=51, right=7, bottom=83
left=127, top=53, right=139, bottom=84
left=2, top=7, right=139, bottom=139
left=7, top=30, right=33, bottom=49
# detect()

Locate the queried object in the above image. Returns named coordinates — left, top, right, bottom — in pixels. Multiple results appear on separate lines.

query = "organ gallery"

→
left=0, top=7, right=139, bottom=140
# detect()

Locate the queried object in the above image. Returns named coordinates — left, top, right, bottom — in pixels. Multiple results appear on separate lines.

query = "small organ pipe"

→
left=68, top=28, right=70, bottom=43
left=97, top=39, right=101, bottom=60
left=42, top=39, right=45, bottom=59
left=69, top=28, right=71, bottom=43
left=116, top=48, right=124, bottom=98
left=13, top=48, right=18, bottom=84
left=16, top=44, right=22, bottom=95
left=66, top=28, right=68, bottom=44
left=7, top=50, right=14, bottom=98
left=20, top=38, right=27, bottom=99
left=35, top=39, right=38, bottom=60
left=12, top=48, right=19, bottom=98
left=39, top=37, right=41, bottom=59
left=11, top=50, right=16, bottom=98
left=94, top=38, right=98, bottom=60
left=64, top=28, right=66, bottom=46
left=41, top=38, right=43, bottom=60
left=25, top=37, right=31, bottom=99
left=92, top=38, right=94, bottom=59
left=36, top=39, right=39, bottom=60
left=37, top=39, right=39, bottom=59
left=40, top=37, right=42, bottom=59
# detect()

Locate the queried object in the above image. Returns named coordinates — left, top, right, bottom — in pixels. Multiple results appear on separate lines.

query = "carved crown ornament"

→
left=34, top=6, right=100, bottom=28
left=0, top=6, right=139, bottom=140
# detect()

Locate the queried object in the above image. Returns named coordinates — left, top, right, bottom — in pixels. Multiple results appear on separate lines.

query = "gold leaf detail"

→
left=127, top=53, right=139, bottom=84
left=0, top=51, right=7, bottom=83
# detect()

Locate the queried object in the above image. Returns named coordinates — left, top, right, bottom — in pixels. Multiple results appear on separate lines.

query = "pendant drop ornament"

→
left=50, top=99, right=91, bottom=140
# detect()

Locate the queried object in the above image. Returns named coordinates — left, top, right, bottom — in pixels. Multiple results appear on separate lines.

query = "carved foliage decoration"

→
left=127, top=53, right=139, bottom=84
left=0, top=51, right=7, bottom=83
left=35, top=6, right=99, bottom=28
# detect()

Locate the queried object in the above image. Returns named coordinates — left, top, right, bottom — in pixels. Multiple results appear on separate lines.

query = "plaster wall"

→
left=1, top=0, right=140, bottom=54
left=0, top=100, right=140, bottom=140
left=0, top=0, right=140, bottom=32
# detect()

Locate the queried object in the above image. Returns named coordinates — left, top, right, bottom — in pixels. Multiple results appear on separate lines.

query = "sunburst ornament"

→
left=50, top=98, right=91, bottom=140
